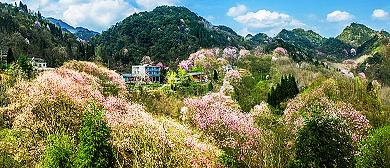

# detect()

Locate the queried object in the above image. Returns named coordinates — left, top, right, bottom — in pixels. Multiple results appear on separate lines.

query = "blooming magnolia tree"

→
left=140, top=56, right=153, bottom=65
left=223, top=69, right=242, bottom=84
left=183, top=92, right=274, bottom=167
left=0, top=61, right=221, bottom=167
left=283, top=79, right=371, bottom=148
left=273, top=47, right=288, bottom=57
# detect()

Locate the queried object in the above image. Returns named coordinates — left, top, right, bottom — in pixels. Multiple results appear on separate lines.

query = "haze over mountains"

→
left=44, top=17, right=100, bottom=41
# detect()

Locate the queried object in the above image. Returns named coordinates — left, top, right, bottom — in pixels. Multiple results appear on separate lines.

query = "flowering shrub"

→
left=183, top=92, right=273, bottom=167
left=61, top=60, right=126, bottom=91
left=358, top=72, right=366, bottom=79
left=223, top=70, right=242, bottom=84
left=1, top=61, right=222, bottom=167
left=188, top=48, right=219, bottom=61
left=273, top=47, right=288, bottom=57
left=179, top=60, right=193, bottom=71
left=284, top=79, right=371, bottom=146
left=140, top=56, right=153, bottom=65
left=223, top=46, right=239, bottom=59
left=343, top=49, right=349, bottom=56
left=239, top=49, right=250, bottom=57
left=104, top=96, right=221, bottom=167
left=219, top=80, right=234, bottom=96
left=156, top=62, right=163, bottom=68
left=223, top=46, right=239, bottom=65
left=1, top=66, right=105, bottom=164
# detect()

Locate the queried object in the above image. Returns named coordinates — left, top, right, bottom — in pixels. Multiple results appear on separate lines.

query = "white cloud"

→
left=62, top=0, right=138, bottom=32
left=237, top=27, right=252, bottom=36
left=307, top=14, right=318, bottom=20
left=206, top=15, right=215, bottom=21
left=234, top=9, right=291, bottom=28
left=232, top=9, right=307, bottom=37
left=327, top=10, right=354, bottom=22
left=290, top=19, right=306, bottom=27
left=372, top=9, right=390, bottom=20
left=226, top=4, right=248, bottom=17
left=135, top=0, right=180, bottom=10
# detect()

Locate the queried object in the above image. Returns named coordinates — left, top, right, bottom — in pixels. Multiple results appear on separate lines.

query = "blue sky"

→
left=3, top=0, right=390, bottom=37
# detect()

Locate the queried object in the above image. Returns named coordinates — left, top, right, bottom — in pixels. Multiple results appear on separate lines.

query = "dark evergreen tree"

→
left=18, top=55, right=32, bottom=73
left=7, top=47, right=14, bottom=64
left=267, top=75, right=299, bottom=108
left=213, top=70, right=218, bottom=81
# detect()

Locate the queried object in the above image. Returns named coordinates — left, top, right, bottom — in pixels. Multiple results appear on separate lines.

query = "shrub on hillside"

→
left=358, top=125, right=390, bottom=167
left=42, top=132, right=75, bottom=168
left=184, top=93, right=273, bottom=167
left=294, top=116, right=355, bottom=167
left=1, top=60, right=222, bottom=167
left=284, top=79, right=371, bottom=148
left=75, top=100, right=115, bottom=168
left=0, top=129, right=20, bottom=168
left=0, top=61, right=116, bottom=164
left=104, top=96, right=221, bottom=167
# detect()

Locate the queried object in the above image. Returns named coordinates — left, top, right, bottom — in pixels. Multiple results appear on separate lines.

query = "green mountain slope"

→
left=276, top=28, right=325, bottom=51
left=0, top=2, right=83, bottom=67
left=336, top=23, right=378, bottom=47
left=89, top=5, right=243, bottom=66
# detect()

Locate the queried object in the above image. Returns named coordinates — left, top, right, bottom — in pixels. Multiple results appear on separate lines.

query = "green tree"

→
left=358, top=125, right=390, bottom=167
left=75, top=100, right=115, bottom=168
left=42, top=132, right=76, bottom=168
left=213, top=70, right=218, bottom=81
left=267, top=75, right=299, bottom=109
left=18, top=55, right=32, bottom=73
left=294, top=116, right=355, bottom=167
left=6, top=48, right=14, bottom=64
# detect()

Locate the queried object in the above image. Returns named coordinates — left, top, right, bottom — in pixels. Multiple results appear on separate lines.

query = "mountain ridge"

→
left=45, top=17, right=100, bottom=41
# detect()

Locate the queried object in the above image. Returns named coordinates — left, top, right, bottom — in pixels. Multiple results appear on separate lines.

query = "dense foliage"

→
left=1, top=2, right=390, bottom=168
left=336, top=23, right=380, bottom=47
left=267, top=75, right=299, bottom=110
left=75, top=100, right=115, bottom=168
left=358, top=125, right=390, bottom=167
left=0, top=2, right=96, bottom=68
left=294, top=116, right=355, bottom=167
left=276, top=28, right=324, bottom=51
left=90, top=6, right=243, bottom=68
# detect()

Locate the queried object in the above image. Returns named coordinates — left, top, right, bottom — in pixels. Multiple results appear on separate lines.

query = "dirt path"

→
left=355, top=55, right=371, bottom=64
left=327, top=55, right=371, bottom=71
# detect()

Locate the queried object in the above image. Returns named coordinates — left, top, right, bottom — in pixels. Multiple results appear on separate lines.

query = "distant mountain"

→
left=90, top=6, right=243, bottom=67
left=247, top=33, right=270, bottom=45
left=336, top=23, right=386, bottom=47
left=0, top=2, right=83, bottom=67
left=45, top=17, right=99, bottom=40
left=276, top=28, right=325, bottom=51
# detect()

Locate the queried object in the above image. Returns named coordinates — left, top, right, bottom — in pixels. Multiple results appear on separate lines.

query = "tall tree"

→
left=7, top=47, right=14, bottom=64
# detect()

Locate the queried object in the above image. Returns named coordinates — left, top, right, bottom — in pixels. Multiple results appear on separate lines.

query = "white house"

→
left=131, top=64, right=161, bottom=83
left=30, top=58, right=54, bottom=72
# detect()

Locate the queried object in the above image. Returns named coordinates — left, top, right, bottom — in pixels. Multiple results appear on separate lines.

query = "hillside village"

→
left=1, top=2, right=390, bottom=168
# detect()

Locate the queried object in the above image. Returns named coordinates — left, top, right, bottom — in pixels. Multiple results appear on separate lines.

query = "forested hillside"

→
left=0, top=2, right=94, bottom=68
left=89, top=6, right=244, bottom=68
left=1, top=2, right=390, bottom=167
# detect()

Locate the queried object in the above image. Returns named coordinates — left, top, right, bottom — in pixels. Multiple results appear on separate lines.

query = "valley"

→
left=1, top=1, right=390, bottom=167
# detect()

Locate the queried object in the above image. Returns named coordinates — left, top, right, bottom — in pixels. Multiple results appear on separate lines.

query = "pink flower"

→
left=273, top=47, right=288, bottom=56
